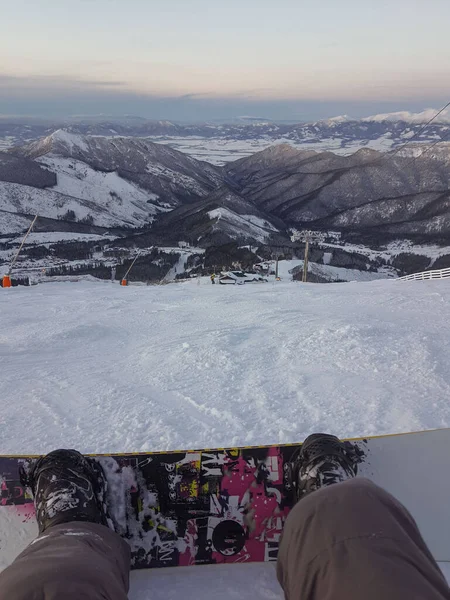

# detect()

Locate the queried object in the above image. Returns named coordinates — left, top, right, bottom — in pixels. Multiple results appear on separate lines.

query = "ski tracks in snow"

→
left=2, top=279, right=450, bottom=454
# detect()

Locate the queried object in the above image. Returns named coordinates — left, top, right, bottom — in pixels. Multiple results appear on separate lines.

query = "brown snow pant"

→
left=1, top=480, right=448, bottom=600
left=277, top=478, right=450, bottom=600
left=0, top=521, right=130, bottom=600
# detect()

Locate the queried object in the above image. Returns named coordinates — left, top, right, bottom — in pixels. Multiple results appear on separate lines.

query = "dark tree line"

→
left=46, top=249, right=180, bottom=282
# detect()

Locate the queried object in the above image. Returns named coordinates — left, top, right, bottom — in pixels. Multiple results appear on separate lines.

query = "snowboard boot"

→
left=289, top=433, right=358, bottom=502
left=20, top=449, right=108, bottom=534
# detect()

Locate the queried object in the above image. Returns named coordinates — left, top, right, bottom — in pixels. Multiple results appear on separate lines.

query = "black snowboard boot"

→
left=21, top=449, right=108, bottom=534
left=289, top=433, right=358, bottom=502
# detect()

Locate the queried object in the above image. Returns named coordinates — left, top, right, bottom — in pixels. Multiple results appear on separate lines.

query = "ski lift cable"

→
left=379, top=100, right=450, bottom=163
left=399, top=126, right=450, bottom=171
left=351, top=101, right=450, bottom=185
left=295, top=104, right=450, bottom=252
left=294, top=101, right=450, bottom=176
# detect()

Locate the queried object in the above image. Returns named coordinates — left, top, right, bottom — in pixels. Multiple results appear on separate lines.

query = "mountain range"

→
left=226, top=144, right=450, bottom=238
left=2, top=126, right=450, bottom=280
left=1, top=111, right=450, bottom=158
left=0, top=130, right=221, bottom=233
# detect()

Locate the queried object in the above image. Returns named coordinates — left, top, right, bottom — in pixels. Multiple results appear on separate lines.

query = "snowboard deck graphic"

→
left=1, top=428, right=450, bottom=570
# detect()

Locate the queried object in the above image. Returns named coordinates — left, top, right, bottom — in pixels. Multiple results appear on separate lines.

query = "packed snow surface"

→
left=2, top=278, right=450, bottom=452
left=2, top=277, right=450, bottom=597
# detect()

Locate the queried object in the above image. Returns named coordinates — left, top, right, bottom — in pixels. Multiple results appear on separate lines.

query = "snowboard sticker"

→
left=0, top=445, right=306, bottom=569
left=1, top=428, right=450, bottom=570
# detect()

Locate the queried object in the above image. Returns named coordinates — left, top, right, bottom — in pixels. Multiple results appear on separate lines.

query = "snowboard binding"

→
left=19, top=450, right=110, bottom=534
left=287, top=433, right=361, bottom=502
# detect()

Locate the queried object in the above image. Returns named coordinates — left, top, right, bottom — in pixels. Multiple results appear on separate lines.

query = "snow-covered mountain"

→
left=0, top=131, right=283, bottom=249
left=0, top=131, right=222, bottom=232
left=13, top=130, right=222, bottom=204
left=2, top=111, right=450, bottom=165
left=4, top=131, right=450, bottom=242
left=362, top=109, right=450, bottom=124
left=150, top=187, right=284, bottom=247
left=3, top=128, right=450, bottom=282
left=226, top=142, right=450, bottom=237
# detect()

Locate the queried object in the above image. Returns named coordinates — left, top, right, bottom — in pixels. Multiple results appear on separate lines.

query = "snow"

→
left=275, top=259, right=391, bottom=282
left=153, top=135, right=398, bottom=165
left=2, top=278, right=450, bottom=453
left=363, top=108, right=450, bottom=124
left=39, top=156, right=161, bottom=223
left=2, top=277, right=450, bottom=596
left=145, top=161, right=206, bottom=196
left=208, top=208, right=276, bottom=242
left=153, top=137, right=289, bottom=165
left=162, top=251, right=191, bottom=282
left=240, top=214, right=277, bottom=231
left=361, top=133, right=395, bottom=152
left=0, top=180, right=150, bottom=229
left=0, top=136, right=16, bottom=151
left=0, top=211, right=32, bottom=235
left=322, top=239, right=450, bottom=264
left=6, top=232, right=115, bottom=245
left=317, top=115, right=352, bottom=126
left=48, top=129, right=89, bottom=153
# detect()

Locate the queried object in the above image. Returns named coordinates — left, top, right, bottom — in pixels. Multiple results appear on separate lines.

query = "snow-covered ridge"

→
left=48, top=129, right=90, bottom=152
left=315, top=109, right=450, bottom=126
left=315, top=115, right=353, bottom=126
left=20, top=129, right=90, bottom=157
left=362, top=108, right=450, bottom=124
left=1, top=129, right=223, bottom=231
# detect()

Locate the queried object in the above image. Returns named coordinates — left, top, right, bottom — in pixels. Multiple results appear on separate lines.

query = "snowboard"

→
left=1, top=428, right=450, bottom=571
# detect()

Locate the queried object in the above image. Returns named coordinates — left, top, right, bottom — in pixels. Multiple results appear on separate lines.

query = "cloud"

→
left=0, top=72, right=448, bottom=123
left=178, top=92, right=216, bottom=100
left=0, top=73, right=127, bottom=92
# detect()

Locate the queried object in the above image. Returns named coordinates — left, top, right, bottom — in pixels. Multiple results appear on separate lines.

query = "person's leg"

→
left=277, top=435, right=450, bottom=600
left=0, top=449, right=131, bottom=600
left=0, top=521, right=130, bottom=600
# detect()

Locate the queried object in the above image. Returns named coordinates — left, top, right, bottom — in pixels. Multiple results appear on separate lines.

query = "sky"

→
left=1, top=0, right=450, bottom=122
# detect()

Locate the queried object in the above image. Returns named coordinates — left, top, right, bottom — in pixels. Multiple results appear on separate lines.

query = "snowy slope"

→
left=0, top=180, right=149, bottom=228
left=5, top=232, right=115, bottom=245
left=39, top=156, right=162, bottom=220
left=208, top=208, right=277, bottom=243
left=2, top=278, right=450, bottom=596
left=2, top=279, right=450, bottom=452
left=0, top=211, right=33, bottom=235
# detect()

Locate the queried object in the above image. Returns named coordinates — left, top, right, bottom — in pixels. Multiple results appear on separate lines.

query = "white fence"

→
left=397, top=267, right=450, bottom=282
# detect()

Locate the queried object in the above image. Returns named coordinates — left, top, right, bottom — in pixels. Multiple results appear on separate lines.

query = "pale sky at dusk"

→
left=1, top=0, right=449, bottom=121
